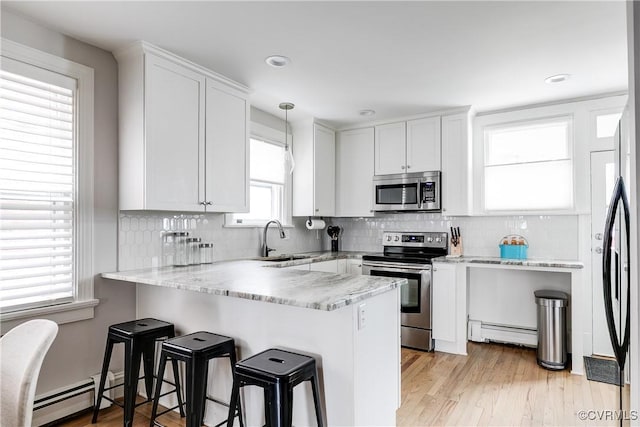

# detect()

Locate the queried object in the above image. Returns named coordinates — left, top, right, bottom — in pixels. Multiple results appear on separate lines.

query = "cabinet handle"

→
left=206, top=201, right=213, bottom=205
left=199, top=201, right=206, bottom=206
left=407, top=165, right=411, bottom=169
left=433, top=267, right=437, bottom=272
left=401, top=165, right=406, bottom=170
left=315, top=208, right=319, bottom=212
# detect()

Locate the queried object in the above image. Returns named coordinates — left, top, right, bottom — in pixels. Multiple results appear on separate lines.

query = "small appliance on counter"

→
left=327, top=226, right=341, bottom=252
left=499, top=234, right=528, bottom=259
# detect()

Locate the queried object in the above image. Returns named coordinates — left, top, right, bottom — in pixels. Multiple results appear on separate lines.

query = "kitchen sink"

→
left=255, top=255, right=315, bottom=262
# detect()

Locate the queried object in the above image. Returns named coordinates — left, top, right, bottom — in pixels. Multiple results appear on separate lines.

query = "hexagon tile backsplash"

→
left=118, top=211, right=581, bottom=271
left=118, top=213, right=323, bottom=271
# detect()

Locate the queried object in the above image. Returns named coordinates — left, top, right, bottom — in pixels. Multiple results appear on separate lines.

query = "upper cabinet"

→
left=292, top=121, right=336, bottom=217
left=441, top=110, right=473, bottom=216
left=336, top=127, right=375, bottom=217
left=374, top=116, right=440, bottom=175
left=115, top=42, right=249, bottom=212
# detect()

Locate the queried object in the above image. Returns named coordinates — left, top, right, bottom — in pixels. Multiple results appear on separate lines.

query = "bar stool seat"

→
left=92, top=318, right=183, bottom=427
left=150, top=331, right=244, bottom=427
left=227, top=349, right=324, bottom=427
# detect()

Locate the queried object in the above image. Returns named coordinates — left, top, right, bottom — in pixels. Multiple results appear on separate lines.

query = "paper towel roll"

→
left=305, top=218, right=326, bottom=230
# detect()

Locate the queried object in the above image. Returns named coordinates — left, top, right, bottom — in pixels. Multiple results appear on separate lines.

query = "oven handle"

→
left=362, top=262, right=431, bottom=272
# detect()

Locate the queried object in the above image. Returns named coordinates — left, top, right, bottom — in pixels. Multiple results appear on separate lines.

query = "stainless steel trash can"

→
left=534, top=290, right=569, bottom=370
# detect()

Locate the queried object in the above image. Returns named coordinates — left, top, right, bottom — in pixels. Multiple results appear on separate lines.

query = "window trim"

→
left=224, top=122, right=293, bottom=228
left=479, top=114, right=576, bottom=214
left=0, top=38, right=97, bottom=324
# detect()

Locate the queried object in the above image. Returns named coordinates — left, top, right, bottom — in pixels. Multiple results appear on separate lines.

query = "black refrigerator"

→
left=602, top=109, right=632, bottom=421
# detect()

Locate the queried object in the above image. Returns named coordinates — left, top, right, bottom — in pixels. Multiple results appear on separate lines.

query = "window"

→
left=228, top=137, right=289, bottom=226
left=483, top=116, right=573, bottom=211
left=1, top=39, right=95, bottom=320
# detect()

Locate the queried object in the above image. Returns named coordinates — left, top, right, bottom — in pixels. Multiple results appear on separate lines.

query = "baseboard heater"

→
left=33, top=371, right=122, bottom=427
left=468, top=320, right=537, bottom=347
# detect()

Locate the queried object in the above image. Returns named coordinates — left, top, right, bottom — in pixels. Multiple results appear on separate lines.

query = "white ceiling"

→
left=2, top=1, right=628, bottom=128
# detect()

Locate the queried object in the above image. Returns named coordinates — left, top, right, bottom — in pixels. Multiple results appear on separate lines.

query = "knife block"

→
left=449, top=237, right=463, bottom=257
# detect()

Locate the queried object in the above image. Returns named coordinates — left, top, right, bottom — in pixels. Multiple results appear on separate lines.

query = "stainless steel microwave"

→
left=372, top=171, right=441, bottom=212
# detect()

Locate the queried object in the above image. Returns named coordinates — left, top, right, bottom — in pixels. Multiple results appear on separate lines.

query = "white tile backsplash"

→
left=324, top=213, right=579, bottom=260
left=118, top=213, right=323, bottom=271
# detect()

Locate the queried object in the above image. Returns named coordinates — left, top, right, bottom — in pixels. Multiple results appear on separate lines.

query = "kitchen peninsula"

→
left=102, top=259, right=405, bottom=426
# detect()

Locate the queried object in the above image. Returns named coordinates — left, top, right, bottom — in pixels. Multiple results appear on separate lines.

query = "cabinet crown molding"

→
left=113, top=40, right=251, bottom=95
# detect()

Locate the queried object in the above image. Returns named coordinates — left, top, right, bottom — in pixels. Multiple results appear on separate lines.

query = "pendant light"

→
left=279, top=102, right=295, bottom=174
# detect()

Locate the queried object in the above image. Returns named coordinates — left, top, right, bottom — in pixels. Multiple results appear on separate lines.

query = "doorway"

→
left=590, top=150, right=616, bottom=357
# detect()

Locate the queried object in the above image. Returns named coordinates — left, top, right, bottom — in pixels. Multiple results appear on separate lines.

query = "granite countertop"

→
left=102, top=252, right=403, bottom=312
left=432, top=255, right=583, bottom=269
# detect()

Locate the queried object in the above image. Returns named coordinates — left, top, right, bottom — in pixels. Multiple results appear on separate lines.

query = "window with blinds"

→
left=0, top=62, right=77, bottom=313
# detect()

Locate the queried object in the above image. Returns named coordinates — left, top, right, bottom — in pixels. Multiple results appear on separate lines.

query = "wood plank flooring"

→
left=58, top=342, right=629, bottom=427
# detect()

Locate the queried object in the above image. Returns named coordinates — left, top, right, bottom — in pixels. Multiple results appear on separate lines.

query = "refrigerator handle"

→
left=602, top=176, right=631, bottom=371
left=614, top=250, right=619, bottom=301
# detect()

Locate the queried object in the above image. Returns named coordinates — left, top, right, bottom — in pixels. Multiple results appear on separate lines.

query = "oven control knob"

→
left=427, top=237, right=434, bottom=243
left=394, top=236, right=400, bottom=242
left=435, top=237, right=442, bottom=243
left=386, top=235, right=392, bottom=242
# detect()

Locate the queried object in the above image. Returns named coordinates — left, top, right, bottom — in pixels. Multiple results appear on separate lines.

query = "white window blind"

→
left=0, top=62, right=77, bottom=313
left=483, top=117, right=574, bottom=211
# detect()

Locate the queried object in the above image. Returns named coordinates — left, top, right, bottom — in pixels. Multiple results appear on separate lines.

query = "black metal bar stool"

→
left=150, top=331, right=244, bottom=427
left=92, top=318, right=184, bottom=426
left=227, top=348, right=324, bottom=427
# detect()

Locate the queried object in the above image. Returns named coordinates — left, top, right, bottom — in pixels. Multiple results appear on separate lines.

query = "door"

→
left=204, top=79, right=249, bottom=212
left=313, top=124, right=335, bottom=216
left=375, top=122, right=406, bottom=175
left=145, top=53, right=205, bottom=211
left=406, top=116, right=441, bottom=172
left=590, top=150, right=616, bottom=356
left=335, top=128, right=375, bottom=217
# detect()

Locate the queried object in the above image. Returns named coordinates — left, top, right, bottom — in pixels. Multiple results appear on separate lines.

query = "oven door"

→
left=362, top=262, right=431, bottom=329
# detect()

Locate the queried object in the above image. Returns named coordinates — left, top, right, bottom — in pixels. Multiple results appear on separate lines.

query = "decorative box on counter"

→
left=499, top=235, right=528, bottom=259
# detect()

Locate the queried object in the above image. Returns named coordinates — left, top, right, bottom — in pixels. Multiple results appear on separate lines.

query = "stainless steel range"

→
left=362, top=231, right=448, bottom=351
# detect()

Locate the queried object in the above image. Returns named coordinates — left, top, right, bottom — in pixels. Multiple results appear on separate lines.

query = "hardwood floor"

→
left=59, top=342, right=629, bottom=427
left=398, top=342, right=630, bottom=427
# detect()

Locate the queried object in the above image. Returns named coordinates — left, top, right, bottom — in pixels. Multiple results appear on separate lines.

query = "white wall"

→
left=1, top=9, right=135, bottom=423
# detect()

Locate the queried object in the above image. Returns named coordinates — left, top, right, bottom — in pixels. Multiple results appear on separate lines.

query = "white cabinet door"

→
left=145, top=53, right=205, bottom=211
left=314, top=124, right=336, bottom=216
left=336, top=128, right=375, bottom=217
left=347, top=259, right=363, bottom=275
left=375, top=122, right=406, bottom=175
left=204, top=79, right=249, bottom=212
left=406, top=116, right=441, bottom=172
left=441, top=112, right=472, bottom=216
left=310, top=260, right=338, bottom=273
left=432, top=263, right=456, bottom=342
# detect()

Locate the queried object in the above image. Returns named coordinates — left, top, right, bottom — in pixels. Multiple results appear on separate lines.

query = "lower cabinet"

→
left=432, top=262, right=457, bottom=342
left=309, top=260, right=338, bottom=273
left=346, top=259, right=363, bottom=275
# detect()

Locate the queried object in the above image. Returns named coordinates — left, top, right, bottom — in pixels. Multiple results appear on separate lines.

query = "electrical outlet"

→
left=358, top=303, right=366, bottom=330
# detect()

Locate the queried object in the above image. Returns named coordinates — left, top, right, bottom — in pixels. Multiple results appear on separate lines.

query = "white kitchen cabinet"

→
left=374, top=122, right=406, bottom=175
left=115, top=41, right=249, bottom=212
left=336, top=128, right=375, bottom=217
left=346, top=259, right=363, bottom=275
left=292, top=121, right=336, bottom=217
left=204, top=78, right=249, bottom=212
left=310, top=260, right=338, bottom=273
left=441, top=110, right=473, bottom=216
left=432, top=262, right=456, bottom=342
left=406, top=116, right=441, bottom=171
left=375, top=117, right=441, bottom=175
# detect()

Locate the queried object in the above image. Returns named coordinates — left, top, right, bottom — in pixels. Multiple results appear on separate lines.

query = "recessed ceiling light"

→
left=359, top=109, right=376, bottom=117
left=265, top=55, right=291, bottom=68
left=544, top=74, right=570, bottom=84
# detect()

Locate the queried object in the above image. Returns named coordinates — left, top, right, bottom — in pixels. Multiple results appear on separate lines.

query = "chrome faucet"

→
left=262, top=220, right=286, bottom=257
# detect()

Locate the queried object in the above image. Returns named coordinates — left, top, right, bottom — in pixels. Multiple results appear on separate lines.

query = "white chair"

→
left=0, top=319, right=58, bottom=427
